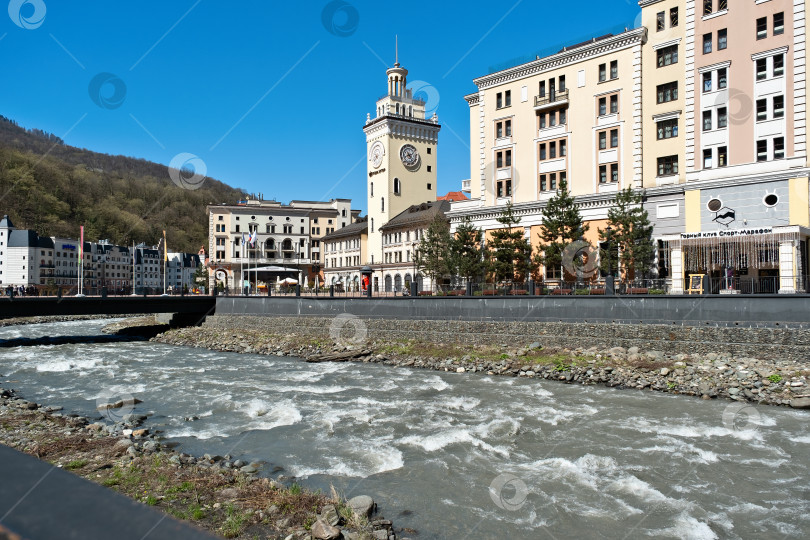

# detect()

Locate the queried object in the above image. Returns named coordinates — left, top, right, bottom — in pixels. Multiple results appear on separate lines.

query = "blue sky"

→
left=1, top=0, right=640, bottom=214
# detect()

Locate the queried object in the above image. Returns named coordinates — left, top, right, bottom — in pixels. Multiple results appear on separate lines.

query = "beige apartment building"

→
left=644, top=0, right=810, bottom=293
left=322, top=218, right=368, bottom=291
left=207, top=198, right=357, bottom=293
left=450, top=27, right=646, bottom=277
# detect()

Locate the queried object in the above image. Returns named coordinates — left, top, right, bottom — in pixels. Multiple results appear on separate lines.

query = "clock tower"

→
left=363, top=47, right=440, bottom=272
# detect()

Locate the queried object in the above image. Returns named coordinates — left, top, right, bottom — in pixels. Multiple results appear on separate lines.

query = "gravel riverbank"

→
left=155, top=326, right=810, bottom=409
left=0, top=387, right=406, bottom=540
left=0, top=315, right=113, bottom=328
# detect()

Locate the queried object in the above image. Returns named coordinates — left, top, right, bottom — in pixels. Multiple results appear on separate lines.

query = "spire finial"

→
left=395, top=35, right=399, bottom=67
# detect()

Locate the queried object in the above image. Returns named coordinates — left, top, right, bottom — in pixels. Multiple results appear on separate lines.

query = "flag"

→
left=249, top=230, right=258, bottom=247
left=242, top=232, right=247, bottom=247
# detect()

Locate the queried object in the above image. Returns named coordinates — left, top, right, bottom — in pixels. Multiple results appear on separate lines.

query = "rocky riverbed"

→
left=155, top=326, right=810, bottom=409
left=0, top=387, right=406, bottom=540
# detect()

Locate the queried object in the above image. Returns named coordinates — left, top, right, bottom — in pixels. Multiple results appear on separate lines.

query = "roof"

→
left=7, top=229, right=39, bottom=248
left=438, top=191, right=469, bottom=202
left=0, top=215, right=14, bottom=228
left=321, top=218, right=368, bottom=241
left=380, top=200, right=450, bottom=231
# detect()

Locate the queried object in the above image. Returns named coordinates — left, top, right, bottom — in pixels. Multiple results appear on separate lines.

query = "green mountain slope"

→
left=0, top=116, right=246, bottom=253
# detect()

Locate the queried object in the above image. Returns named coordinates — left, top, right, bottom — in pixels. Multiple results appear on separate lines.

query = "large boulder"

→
left=311, top=518, right=341, bottom=540
left=348, top=495, right=375, bottom=518
left=790, top=397, right=810, bottom=409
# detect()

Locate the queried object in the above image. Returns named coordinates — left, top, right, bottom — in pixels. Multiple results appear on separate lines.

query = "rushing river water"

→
left=1, top=319, right=808, bottom=539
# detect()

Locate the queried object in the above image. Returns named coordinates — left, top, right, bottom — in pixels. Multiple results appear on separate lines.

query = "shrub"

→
left=767, top=374, right=782, bottom=383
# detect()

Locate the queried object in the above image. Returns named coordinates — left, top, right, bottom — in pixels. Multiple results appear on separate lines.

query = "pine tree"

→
left=536, top=177, right=589, bottom=279
left=599, top=188, right=655, bottom=279
left=486, top=202, right=535, bottom=283
left=450, top=216, right=485, bottom=284
left=415, top=214, right=452, bottom=291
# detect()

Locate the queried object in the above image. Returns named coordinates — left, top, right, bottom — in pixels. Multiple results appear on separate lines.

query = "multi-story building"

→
left=322, top=218, right=368, bottom=291
left=133, top=244, right=162, bottom=294
left=166, top=252, right=201, bottom=293
left=449, top=27, right=647, bottom=279
left=207, top=198, right=358, bottom=293
left=643, top=0, right=810, bottom=293
left=380, top=200, right=450, bottom=292
left=95, top=240, right=132, bottom=294
left=0, top=215, right=53, bottom=289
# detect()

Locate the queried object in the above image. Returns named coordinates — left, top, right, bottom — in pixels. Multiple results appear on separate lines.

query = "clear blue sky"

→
left=1, top=0, right=640, bottom=214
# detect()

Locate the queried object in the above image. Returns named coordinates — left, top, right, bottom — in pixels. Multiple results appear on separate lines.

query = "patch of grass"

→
left=65, top=459, right=88, bottom=470
left=768, top=374, right=782, bottom=383
left=166, top=481, right=194, bottom=494
left=221, top=503, right=248, bottom=539
left=289, top=483, right=302, bottom=495
left=145, top=494, right=159, bottom=506
left=667, top=382, right=677, bottom=390
left=189, top=504, right=206, bottom=521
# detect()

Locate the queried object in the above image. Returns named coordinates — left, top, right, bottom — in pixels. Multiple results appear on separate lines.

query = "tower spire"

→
left=395, top=35, right=399, bottom=67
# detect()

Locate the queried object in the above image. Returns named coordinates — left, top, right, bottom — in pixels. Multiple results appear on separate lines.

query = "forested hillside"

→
left=0, top=116, right=246, bottom=252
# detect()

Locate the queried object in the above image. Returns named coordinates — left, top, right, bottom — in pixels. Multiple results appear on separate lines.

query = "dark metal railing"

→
left=534, top=89, right=569, bottom=107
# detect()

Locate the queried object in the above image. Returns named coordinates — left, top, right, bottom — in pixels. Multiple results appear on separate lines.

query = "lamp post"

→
left=605, top=225, right=615, bottom=295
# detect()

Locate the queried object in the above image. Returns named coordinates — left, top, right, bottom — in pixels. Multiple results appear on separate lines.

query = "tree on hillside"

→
left=449, top=216, right=485, bottom=284
left=599, top=188, right=655, bottom=279
left=415, top=214, right=453, bottom=291
left=486, top=202, right=535, bottom=283
left=535, top=177, right=589, bottom=280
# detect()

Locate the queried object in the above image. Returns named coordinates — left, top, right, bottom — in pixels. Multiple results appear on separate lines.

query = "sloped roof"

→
left=321, top=218, right=368, bottom=241
left=0, top=215, right=14, bottom=228
left=437, top=191, right=469, bottom=202
left=380, top=200, right=450, bottom=231
left=7, top=229, right=38, bottom=248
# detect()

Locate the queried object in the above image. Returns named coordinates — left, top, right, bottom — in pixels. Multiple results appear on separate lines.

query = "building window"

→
left=598, top=132, right=607, bottom=150
left=394, top=178, right=401, bottom=194
left=773, top=95, right=785, bottom=118
left=703, top=148, right=713, bottom=169
left=656, top=11, right=665, bottom=32
left=657, top=155, right=678, bottom=176
left=756, top=98, right=767, bottom=121
left=657, top=118, right=678, bottom=139
left=718, top=146, right=728, bottom=167
left=610, top=129, right=618, bottom=148
left=427, top=165, right=432, bottom=172
left=718, top=68, right=727, bottom=89
left=598, top=97, right=607, bottom=116
left=539, top=143, right=547, bottom=160
left=717, top=107, right=727, bottom=128
left=611, top=163, right=619, bottom=183
left=670, top=7, right=678, bottom=27
left=774, top=137, right=785, bottom=160
left=756, top=17, right=767, bottom=40
left=657, top=45, right=678, bottom=67
left=549, top=141, right=557, bottom=159
left=496, top=92, right=503, bottom=108
left=756, top=58, right=767, bottom=80
left=610, top=94, right=618, bottom=114
left=773, top=54, right=784, bottom=77
left=381, top=197, right=385, bottom=212
left=505, top=119, right=512, bottom=136
left=599, top=165, right=607, bottom=184
left=540, top=174, right=547, bottom=191
left=703, top=33, right=712, bottom=54
left=560, top=139, right=567, bottom=156
left=718, top=29, right=727, bottom=50
left=505, top=90, right=511, bottom=107
left=657, top=82, right=678, bottom=103
left=703, top=110, right=712, bottom=131
left=756, top=140, right=768, bottom=161
left=539, top=80, right=545, bottom=97
left=599, top=63, right=606, bottom=82
left=774, top=12, right=784, bottom=36
left=559, top=109, right=566, bottom=125
left=703, top=72, right=712, bottom=93
left=703, top=0, right=712, bottom=16
left=610, top=60, right=618, bottom=79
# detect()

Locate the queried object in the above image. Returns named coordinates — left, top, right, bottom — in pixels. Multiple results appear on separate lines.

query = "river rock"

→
left=320, top=504, right=340, bottom=527
left=310, top=518, right=341, bottom=540
left=348, top=495, right=375, bottom=518
left=790, top=397, right=810, bottom=409
left=240, top=463, right=259, bottom=474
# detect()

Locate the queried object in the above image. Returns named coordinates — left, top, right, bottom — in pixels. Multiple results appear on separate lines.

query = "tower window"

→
left=427, top=166, right=432, bottom=172
left=427, top=183, right=432, bottom=190
left=381, top=197, right=385, bottom=212
left=427, top=147, right=432, bottom=154
left=394, top=178, right=401, bottom=194
left=370, top=182, right=374, bottom=197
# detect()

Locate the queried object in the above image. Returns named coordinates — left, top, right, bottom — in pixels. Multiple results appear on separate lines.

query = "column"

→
left=670, top=246, right=684, bottom=294
left=778, top=240, right=798, bottom=294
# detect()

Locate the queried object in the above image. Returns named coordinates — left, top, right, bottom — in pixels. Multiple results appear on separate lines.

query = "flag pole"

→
left=78, top=226, right=84, bottom=295
left=163, top=230, right=167, bottom=295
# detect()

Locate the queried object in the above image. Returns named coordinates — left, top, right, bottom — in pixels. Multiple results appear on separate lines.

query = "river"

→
left=1, top=319, right=808, bottom=539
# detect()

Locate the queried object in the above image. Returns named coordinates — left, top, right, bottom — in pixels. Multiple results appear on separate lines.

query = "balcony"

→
left=534, top=89, right=569, bottom=110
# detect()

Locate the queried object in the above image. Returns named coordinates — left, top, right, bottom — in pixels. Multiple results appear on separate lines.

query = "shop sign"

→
left=680, top=227, right=773, bottom=239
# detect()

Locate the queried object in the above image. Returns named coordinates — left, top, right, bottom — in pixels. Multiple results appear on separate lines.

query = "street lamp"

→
left=605, top=225, right=615, bottom=295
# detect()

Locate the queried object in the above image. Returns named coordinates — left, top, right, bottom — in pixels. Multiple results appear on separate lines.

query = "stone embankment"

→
left=0, top=387, right=407, bottom=540
left=155, top=324, right=810, bottom=409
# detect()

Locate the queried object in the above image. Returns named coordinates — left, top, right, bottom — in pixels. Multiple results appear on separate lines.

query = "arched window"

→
left=408, top=106, right=412, bottom=116
left=394, top=178, right=401, bottom=195
left=396, top=104, right=400, bottom=115
left=381, top=197, right=385, bottom=212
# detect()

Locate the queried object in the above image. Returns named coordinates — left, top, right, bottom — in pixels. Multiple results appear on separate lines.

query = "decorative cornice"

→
left=472, top=28, right=647, bottom=91
left=465, top=93, right=480, bottom=105
left=751, top=46, right=789, bottom=61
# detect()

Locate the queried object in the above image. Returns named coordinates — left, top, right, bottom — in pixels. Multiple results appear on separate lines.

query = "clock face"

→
left=370, top=142, right=385, bottom=169
left=400, top=144, right=419, bottom=167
